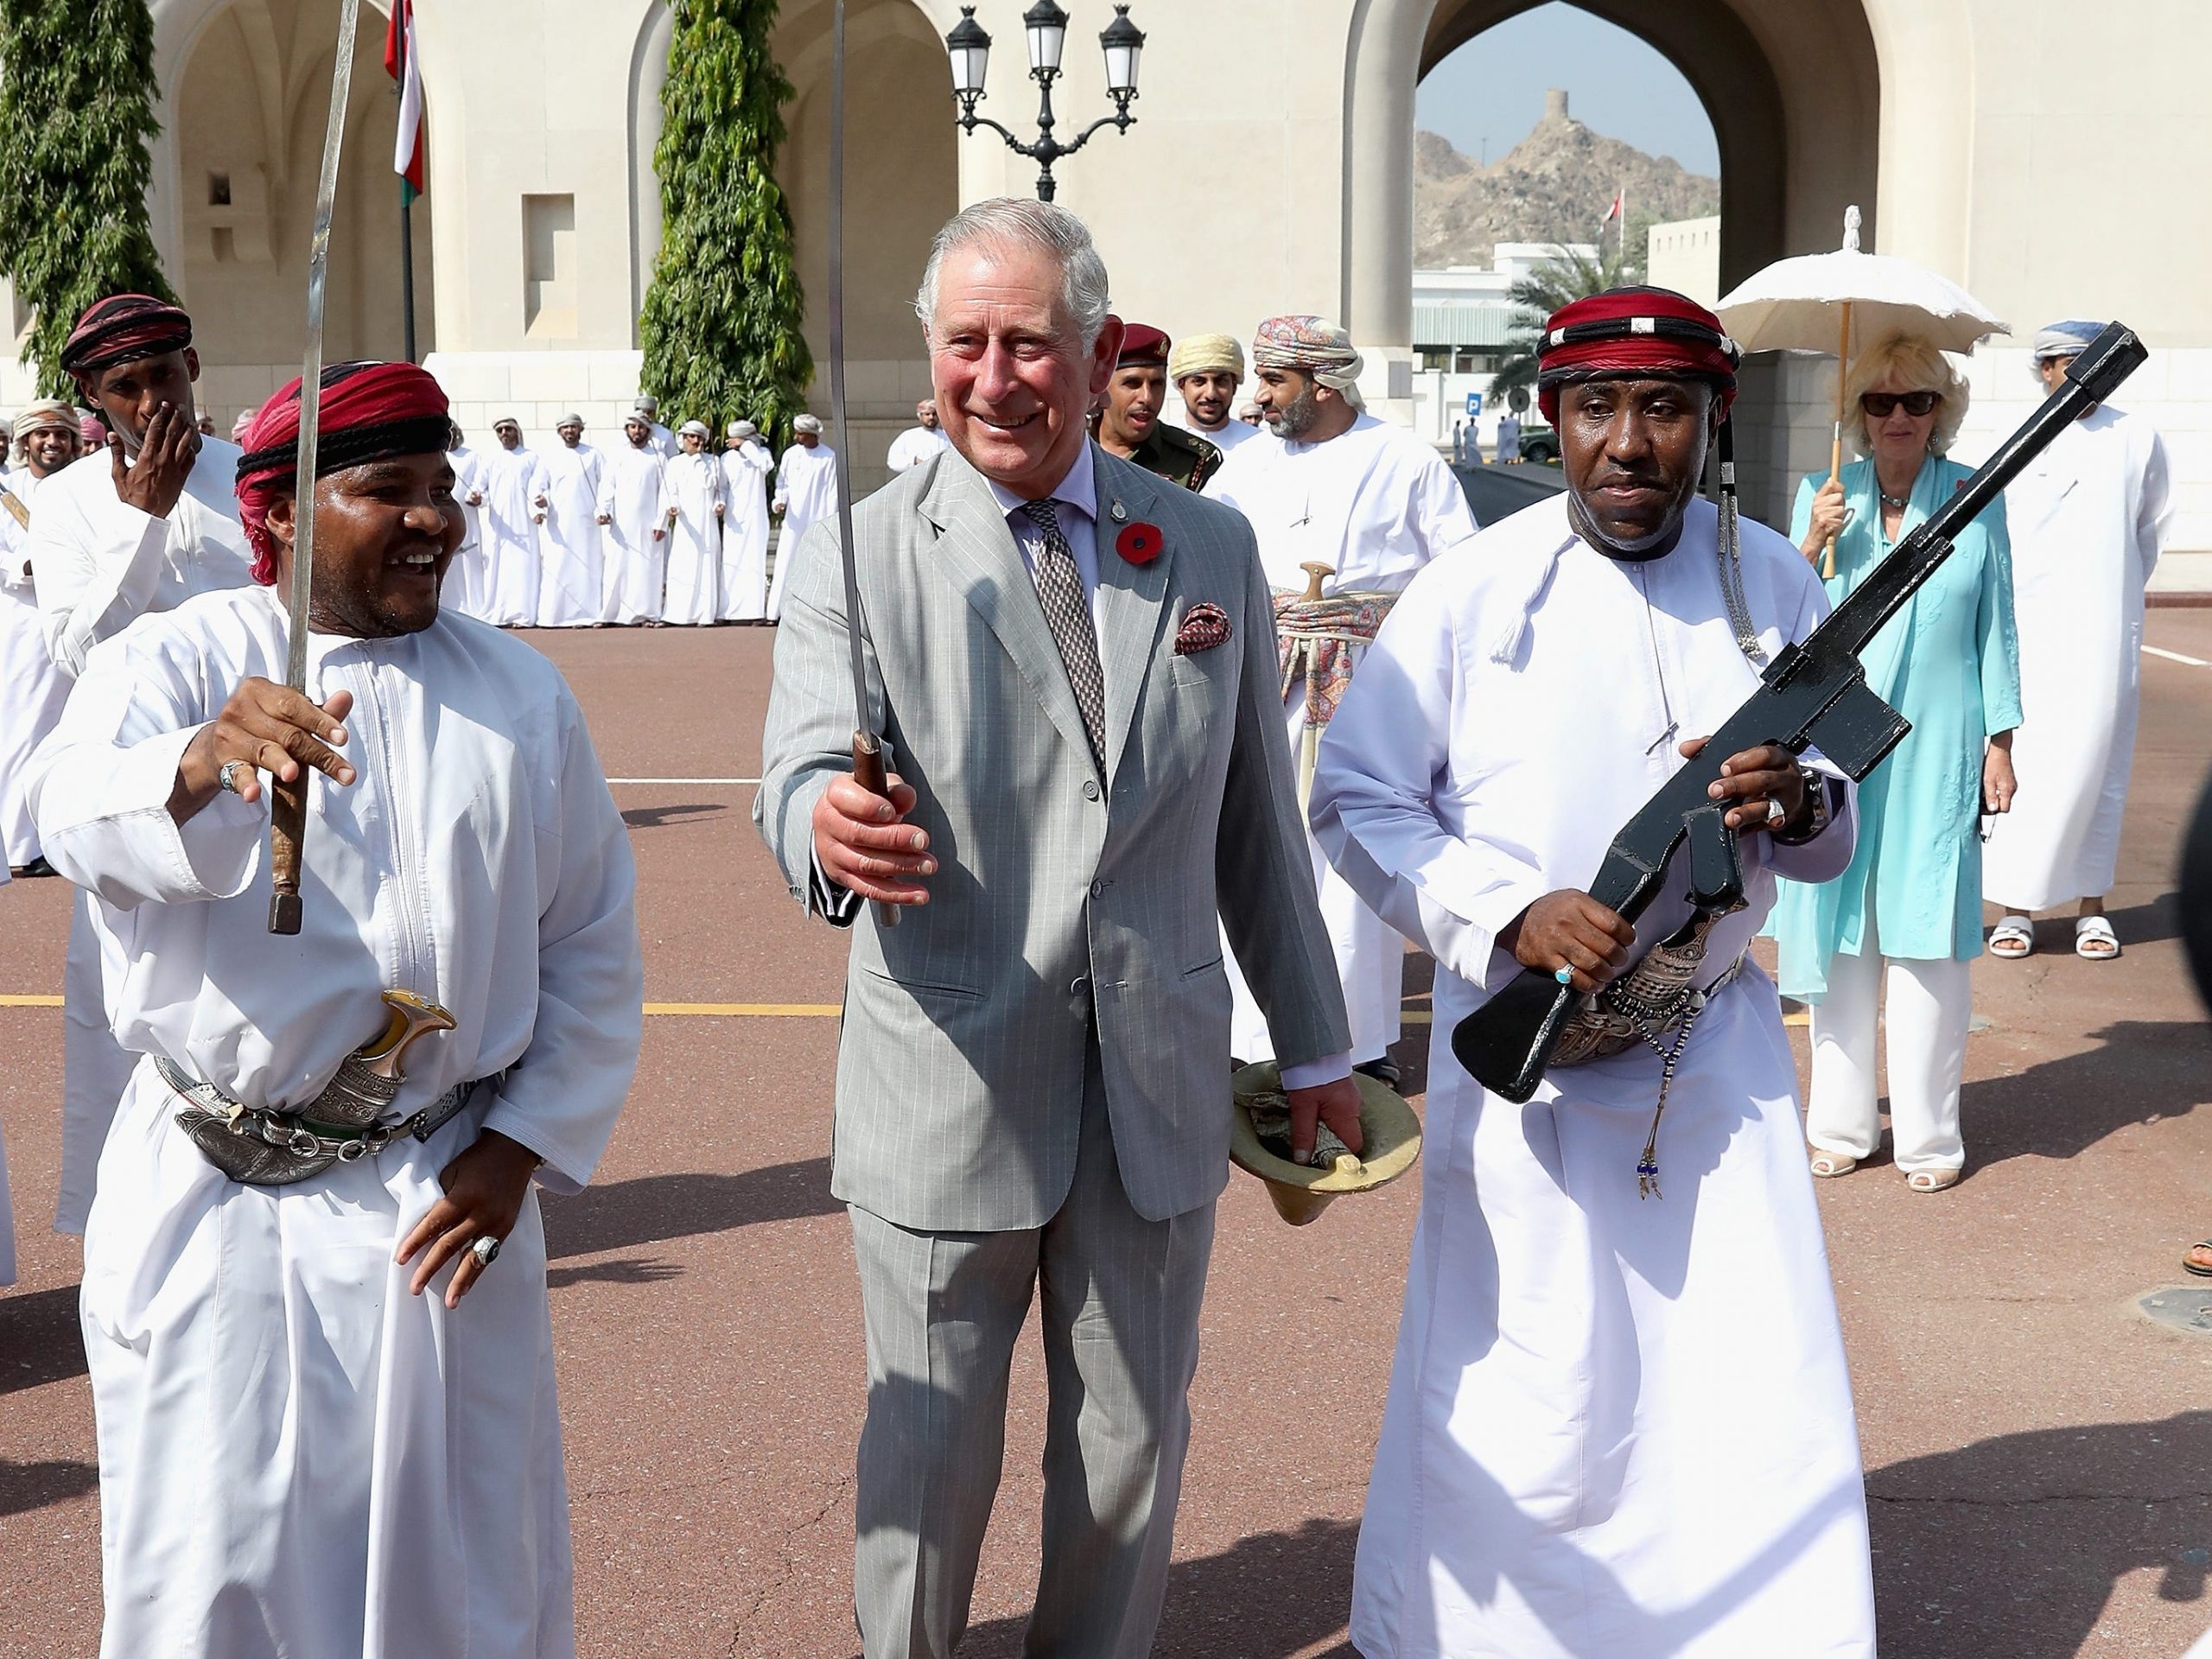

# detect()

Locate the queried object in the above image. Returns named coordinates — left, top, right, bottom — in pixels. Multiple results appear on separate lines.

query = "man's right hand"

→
left=1498, top=890, right=1634, bottom=995
left=111, top=403, right=197, bottom=519
left=169, top=681, right=358, bottom=826
left=811, top=772, right=933, bottom=906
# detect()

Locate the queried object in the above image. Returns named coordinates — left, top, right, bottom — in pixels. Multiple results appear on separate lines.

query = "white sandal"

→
left=1988, top=915, right=2034, bottom=958
left=2074, top=914, right=2120, bottom=960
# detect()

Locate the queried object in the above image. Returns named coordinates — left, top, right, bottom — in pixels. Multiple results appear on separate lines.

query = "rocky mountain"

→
left=1414, top=89, right=1718, bottom=269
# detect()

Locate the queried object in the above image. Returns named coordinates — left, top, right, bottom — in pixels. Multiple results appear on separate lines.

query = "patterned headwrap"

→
left=78, top=414, right=106, bottom=447
left=2033, top=320, right=2101, bottom=361
left=13, top=398, right=77, bottom=445
left=234, top=360, right=453, bottom=584
left=1168, top=334, right=1243, bottom=382
left=58, top=294, right=194, bottom=385
left=1535, top=286, right=1740, bottom=425
left=1253, top=316, right=1365, bottom=408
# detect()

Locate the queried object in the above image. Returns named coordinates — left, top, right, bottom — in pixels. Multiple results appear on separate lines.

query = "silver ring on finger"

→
left=1765, top=795, right=1788, bottom=829
left=1554, top=963, right=1575, bottom=986
left=471, top=1235, right=502, bottom=1268
left=219, top=759, right=250, bottom=795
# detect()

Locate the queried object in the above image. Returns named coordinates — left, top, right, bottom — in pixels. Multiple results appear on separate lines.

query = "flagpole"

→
left=397, top=2, right=416, bottom=364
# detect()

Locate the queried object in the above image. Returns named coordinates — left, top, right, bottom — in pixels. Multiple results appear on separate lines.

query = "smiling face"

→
left=1177, top=369, right=1239, bottom=429
left=267, top=452, right=464, bottom=638
left=1559, top=377, right=1719, bottom=553
left=557, top=422, right=583, bottom=448
left=21, top=423, right=76, bottom=475
left=1859, top=373, right=1940, bottom=473
left=927, top=240, right=1117, bottom=498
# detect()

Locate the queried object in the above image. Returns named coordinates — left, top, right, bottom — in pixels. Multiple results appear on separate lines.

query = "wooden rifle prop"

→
left=1452, top=321, right=2147, bottom=1103
left=267, top=0, right=363, bottom=934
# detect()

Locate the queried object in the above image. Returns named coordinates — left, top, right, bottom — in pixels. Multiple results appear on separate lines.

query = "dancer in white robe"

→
left=32, top=294, right=257, bottom=1236
left=1209, top=315, right=1477, bottom=1080
left=884, top=399, right=951, bottom=472
left=632, top=395, right=679, bottom=459
left=1312, top=289, right=1873, bottom=1659
left=718, top=419, right=774, bottom=620
left=480, top=418, right=550, bottom=627
left=662, top=420, right=723, bottom=626
left=0, top=401, right=79, bottom=873
left=442, top=428, right=496, bottom=621
left=598, top=416, right=672, bottom=624
left=767, top=414, right=838, bottom=622
left=537, top=415, right=609, bottom=626
left=28, top=361, right=642, bottom=1659
left=1981, top=320, right=2173, bottom=959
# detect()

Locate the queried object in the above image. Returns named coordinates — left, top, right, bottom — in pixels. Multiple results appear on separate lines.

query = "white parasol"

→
left=1716, top=207, right=2008, bottom=575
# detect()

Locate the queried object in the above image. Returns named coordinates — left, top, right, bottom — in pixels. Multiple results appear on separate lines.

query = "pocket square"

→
left=1174, top=602, right=1232, bottom=655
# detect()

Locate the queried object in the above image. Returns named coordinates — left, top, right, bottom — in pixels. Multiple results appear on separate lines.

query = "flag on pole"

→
left=1601, top=188, right=1624, bottom=227
left=384, top=0, right=424, bottom=202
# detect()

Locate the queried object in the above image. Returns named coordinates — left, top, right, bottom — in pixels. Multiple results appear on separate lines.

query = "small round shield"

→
left=1229, top=1062, right=1423, bottom=1226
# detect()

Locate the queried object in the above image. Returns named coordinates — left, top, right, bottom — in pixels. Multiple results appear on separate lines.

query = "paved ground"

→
left=4, top=613, right=2212, bottom=1658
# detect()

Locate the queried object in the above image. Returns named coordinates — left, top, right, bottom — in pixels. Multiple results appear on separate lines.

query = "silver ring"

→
left=470, top=1235, right=501, bottom=1268
left=218, top=759, right=249, bottom=794
left=1554, top=964, right=1574, bottom=986
left=1766, top=795, right=1789, bottom=829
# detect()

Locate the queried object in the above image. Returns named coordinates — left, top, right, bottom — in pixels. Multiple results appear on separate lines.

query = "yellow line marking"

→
left=644, top=1001, right=842, bottom=1017
left=0, top=995, right=62, bottom=1007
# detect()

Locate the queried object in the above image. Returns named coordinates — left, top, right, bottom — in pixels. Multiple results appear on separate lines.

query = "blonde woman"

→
left=1770, top=332, right=2022, bottom=1192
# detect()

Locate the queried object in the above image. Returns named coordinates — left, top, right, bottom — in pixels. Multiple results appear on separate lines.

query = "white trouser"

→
left=1804, top=912, right=1973, bottom=1174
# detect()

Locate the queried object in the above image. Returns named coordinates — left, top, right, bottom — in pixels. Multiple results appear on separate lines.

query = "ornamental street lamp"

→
left=943, top=3, right=1144, bottom=203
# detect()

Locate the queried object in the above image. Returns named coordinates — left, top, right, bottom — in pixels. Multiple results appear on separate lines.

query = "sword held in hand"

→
left=268, top=0, right=364, bottom=936
left=1451, top=321, right=2148, bottom=1103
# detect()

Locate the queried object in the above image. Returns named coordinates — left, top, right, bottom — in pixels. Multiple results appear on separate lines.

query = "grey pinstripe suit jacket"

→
left=755, top=441, right=1350, bottom=1230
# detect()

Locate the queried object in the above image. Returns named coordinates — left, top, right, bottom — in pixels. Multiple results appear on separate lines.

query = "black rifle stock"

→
left=1452, top=321, right=2148, bottom=1103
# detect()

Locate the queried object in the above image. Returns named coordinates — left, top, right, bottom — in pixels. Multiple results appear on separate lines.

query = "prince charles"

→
left=756, top=199, right=1360, bottom=1658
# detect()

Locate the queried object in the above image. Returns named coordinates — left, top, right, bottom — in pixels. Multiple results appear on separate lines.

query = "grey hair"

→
left=914, top=198, right=1112, bottom=352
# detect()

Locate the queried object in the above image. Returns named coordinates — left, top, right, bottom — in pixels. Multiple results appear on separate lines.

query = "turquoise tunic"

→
left=1770, top=454, right=2023, bottom=995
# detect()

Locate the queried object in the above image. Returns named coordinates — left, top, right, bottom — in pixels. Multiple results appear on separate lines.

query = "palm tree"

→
left=1487, top=241, right=1643, bottom=408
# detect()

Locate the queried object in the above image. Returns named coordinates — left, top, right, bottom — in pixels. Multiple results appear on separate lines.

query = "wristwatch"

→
left=1770, top=764, right=1831, bottom=845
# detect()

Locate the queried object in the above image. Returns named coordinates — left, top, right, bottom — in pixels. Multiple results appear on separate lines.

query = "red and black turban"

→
left=1535, top=286, right=1741, bottom=425
left=234, top=360, right=452, bottom=584
left=58, top=294, right=194, bottom=384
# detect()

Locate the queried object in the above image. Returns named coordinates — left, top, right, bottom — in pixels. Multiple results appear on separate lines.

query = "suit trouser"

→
left=847, top=1058, right=1217, bottom=1659
left=1803, top=912, right=1974, bottom=1174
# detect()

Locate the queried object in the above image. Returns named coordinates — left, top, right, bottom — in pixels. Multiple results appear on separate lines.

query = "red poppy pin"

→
left=1116, top=521, right=1164, bottom=565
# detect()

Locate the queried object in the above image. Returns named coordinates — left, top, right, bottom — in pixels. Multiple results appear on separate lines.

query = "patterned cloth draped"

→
left=1274, top=588, right=1396, bottom=729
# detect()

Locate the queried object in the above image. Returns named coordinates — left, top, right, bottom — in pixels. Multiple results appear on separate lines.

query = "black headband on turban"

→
left=59, top=294, right=194, bottom=380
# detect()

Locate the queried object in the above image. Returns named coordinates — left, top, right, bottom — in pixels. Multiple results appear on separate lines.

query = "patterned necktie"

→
left=1017, top=498, right=1108, bottom=769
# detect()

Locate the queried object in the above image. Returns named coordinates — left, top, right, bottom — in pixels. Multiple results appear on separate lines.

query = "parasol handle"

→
left=850, top=728, right=901, bottom=931
left=1823, top=302, right=1851, bottom=581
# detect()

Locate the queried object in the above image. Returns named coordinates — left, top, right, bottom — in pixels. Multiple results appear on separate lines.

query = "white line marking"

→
left=2145, top=645, right=2210, bottom=668
left=606, top=777, right=760, bottom=786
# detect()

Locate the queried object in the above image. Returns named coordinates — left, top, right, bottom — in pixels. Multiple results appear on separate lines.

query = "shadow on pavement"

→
left=0, top=1457, right=97, bottom=1517
left=619, top=800, right=726, bottom=831
left=0, top=1284, right=86, bottom=1396
left=1867, top=1409, right=2212, bottom=1658
left=951, top=1516, right=1359, bottom=1659
left=541, top=1159, right=836, bottom=1260
left=546, top=1255, right=686, bottom=1290
left=1963, top=1019, right=2211, bottom=1173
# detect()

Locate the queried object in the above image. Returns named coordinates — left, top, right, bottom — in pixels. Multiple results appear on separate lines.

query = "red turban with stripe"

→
left=234, top=361, right=452, bottom=584
left=1535, top=287, right=1741, bottom=425
left=59, top=294, right=193, bottom=386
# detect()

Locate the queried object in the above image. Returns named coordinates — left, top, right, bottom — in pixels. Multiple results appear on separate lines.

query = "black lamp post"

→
left=944, top=3, right=1145, bottom=202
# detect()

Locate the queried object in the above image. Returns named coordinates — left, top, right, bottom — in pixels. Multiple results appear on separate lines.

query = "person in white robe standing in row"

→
left=29, top=359, right=642, bottom=1659
left=1, top=401, right=79, bottom=876
left=537, top=414, right=610, bottom=626
left=31, top=294, right=257, bottom=1237
left=442, top=424, right=496, bottom=621
left=883, top=397, right=950, bottom=472
left=663, top=419, right=724, bottom=626
left=480, top=416, right=550, bottom=627
left=768, top=412, right=836, bottom=622
left=1313, top=288, right=1874, bottom=1659
left=1209, top=315, right=1478, bottom=1088
left=598, top=414, right=672, bottom=625
left=720, top=418, right=775, bottom=620
left=1982, top=318, right=2173, bottom=963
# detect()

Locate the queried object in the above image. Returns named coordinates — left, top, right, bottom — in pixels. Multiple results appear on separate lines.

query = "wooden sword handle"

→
left=268, top=772, right=307, bottom=935
left=851, top=729, right=901, bottom=931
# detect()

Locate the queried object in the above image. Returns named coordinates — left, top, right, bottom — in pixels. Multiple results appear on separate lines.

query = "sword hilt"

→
left=269, top=772, right=308, bottom=935
left=851, top=729, right=901, bottom=931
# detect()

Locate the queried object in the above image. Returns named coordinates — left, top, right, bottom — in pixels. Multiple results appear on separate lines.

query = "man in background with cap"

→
left=721, top=419, right=775, bottom=620
left=29, top=293, right=257, bottom=1236
left=1312, top=286, right=1872, bottom=1656
left=1169, top=332, right=1263, bottom=457
left=1982, top=318, right=2173, bottom=968
left=1210, top=314, right=1478, bottom=1089
left=1091, top=322, right=1220, bottom=491
left=539, top=413, right=611, bottom=626
left=0, top=401, right=79, bottom=878
left=884, top=398, right=951, bottom=474
left=632, top=394, right=678, bottom=459
left=480, top=417, right=551, bottom=627
left=768, top=413, right=836, bottom=623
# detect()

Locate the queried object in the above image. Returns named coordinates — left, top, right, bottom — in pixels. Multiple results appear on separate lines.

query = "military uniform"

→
left=1122, top=423, right=1223, bottom=493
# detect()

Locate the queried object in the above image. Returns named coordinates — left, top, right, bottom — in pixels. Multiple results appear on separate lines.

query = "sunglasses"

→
left=1859, top=390, right=1941, bottom=419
